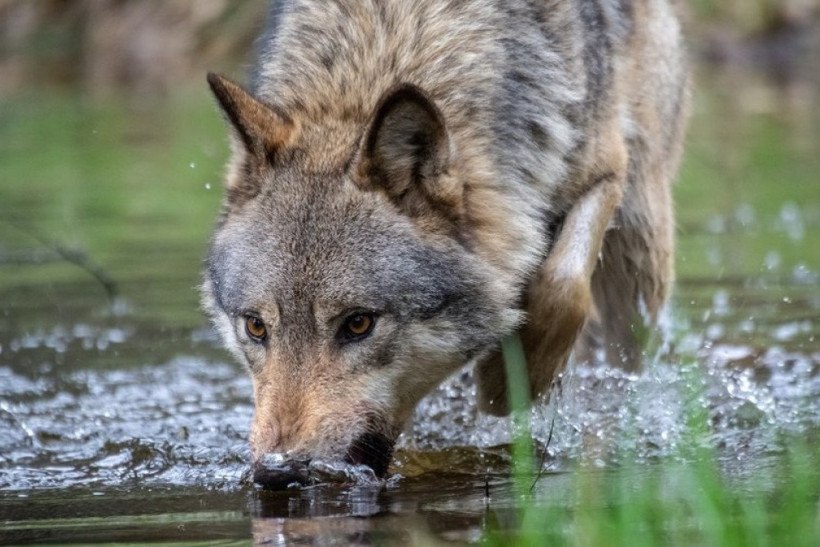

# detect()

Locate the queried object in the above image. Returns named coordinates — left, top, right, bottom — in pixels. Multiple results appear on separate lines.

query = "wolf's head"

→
left=202, top=73, right=517, bottom=488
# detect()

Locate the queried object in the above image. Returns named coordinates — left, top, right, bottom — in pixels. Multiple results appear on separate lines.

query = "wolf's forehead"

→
left=261, top=191, right=396, bottom=272
left=210, top=193, right=417, bottom=310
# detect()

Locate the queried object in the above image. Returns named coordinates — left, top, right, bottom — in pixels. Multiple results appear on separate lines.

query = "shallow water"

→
left=1, top=68, right=819, bottom=543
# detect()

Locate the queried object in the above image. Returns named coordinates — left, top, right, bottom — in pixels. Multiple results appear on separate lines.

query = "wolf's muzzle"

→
left=252, top=432, right=394, bottom=490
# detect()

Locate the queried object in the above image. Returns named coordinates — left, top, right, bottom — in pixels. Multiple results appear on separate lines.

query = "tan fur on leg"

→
left=476, top=138, right=627, bottom=415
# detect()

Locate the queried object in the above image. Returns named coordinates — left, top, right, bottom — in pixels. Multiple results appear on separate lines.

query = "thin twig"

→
left=530, top=416, right=555, bottom=492
left=4, top=220, right=118, bottom=302
left=530, top=377, right=560, bottom=492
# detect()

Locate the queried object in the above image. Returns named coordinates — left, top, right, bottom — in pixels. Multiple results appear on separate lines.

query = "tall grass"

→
left=485, top=337, right=819, bottom=545
left=501, top=334, right=536, bottom=482
left=483, top=440, right=819, bottom=546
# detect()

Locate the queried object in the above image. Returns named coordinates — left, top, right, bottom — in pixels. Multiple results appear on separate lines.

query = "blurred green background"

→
left=1, top=0, right=817, bottom=336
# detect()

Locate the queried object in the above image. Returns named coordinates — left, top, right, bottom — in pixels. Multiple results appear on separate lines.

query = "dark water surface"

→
left=1, top=69, right=818, bottom=544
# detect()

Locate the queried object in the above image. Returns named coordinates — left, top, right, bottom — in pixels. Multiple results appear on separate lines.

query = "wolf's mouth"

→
left=345, top=432, right=395, bottom=477
left=252, top=458, right=312, bottom=490
left=252, top=433, right=395, bottom=490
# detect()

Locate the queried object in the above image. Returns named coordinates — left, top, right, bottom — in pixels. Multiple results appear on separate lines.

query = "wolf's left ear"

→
left=207, top=72, right=296, bottom=161
left=353, top=84, right=461, bottom=217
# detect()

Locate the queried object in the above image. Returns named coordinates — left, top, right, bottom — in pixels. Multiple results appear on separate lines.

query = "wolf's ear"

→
left=353, top=84, right=460, bottom=217
left=207, top=72, right=296, bottom=160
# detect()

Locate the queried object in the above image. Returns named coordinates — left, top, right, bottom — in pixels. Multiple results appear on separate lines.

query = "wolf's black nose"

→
left=253, top=459, right=311, bottom=490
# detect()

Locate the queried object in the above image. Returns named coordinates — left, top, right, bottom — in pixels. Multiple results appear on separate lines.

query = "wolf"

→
left=202, top=0, right=689, bottom=489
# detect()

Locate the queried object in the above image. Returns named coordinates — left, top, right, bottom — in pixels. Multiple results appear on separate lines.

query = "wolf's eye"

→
left=245, top=315, right=267, bottom=342
left=339, top=312, right=376, bottom=342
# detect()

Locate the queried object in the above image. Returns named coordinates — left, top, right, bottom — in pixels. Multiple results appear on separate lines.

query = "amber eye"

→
left=244, top=315, right=267, bottom=342
left=340, top=312, right=376, bottom=341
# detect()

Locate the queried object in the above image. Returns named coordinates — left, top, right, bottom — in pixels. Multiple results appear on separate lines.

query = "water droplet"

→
left=777, top=202, right=804, bottom=241
left=706, top=324, right=724, bottom=340
left=713, top=290, right=730, bottom=315
left=764, top=251, right=781, bottom=271
left=773, top=323, right=802, bottom=342
left=792, top=264, right=816, bottom=285
left=734, top=203, right=756, bottom=227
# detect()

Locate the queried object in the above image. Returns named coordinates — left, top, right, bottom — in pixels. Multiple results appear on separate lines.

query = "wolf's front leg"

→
left=476, top=164, right=626, bottom=416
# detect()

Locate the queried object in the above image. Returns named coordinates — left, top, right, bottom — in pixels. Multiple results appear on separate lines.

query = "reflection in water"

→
left=253, top=484, right=387, bottom=520
left=248, top=476, right=502, bottom=544
left=0, top=67, right=818, bottom=542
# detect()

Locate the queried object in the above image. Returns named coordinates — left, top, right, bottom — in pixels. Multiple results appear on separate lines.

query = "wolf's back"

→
left=244, top=0, right=687, bottom=289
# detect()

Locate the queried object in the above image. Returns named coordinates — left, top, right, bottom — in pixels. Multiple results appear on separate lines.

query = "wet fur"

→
left=203, top=0, right=689, bottom=474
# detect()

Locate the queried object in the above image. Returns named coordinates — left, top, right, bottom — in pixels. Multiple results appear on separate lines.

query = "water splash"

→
left=308, top=460, right=382, bottom=487
left=0, top=357, right=252, bottom=490
left=403, top=305, right=819, bottom=474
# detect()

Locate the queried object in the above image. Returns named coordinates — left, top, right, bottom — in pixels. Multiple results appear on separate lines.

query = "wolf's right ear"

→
left=352, top=84, right=462, bottom=219
left=207, top=72, right=296, bottom=161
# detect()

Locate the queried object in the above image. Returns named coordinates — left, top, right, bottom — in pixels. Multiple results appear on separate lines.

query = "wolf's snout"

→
left=253, top=459, right=311, bottom=490
left=252, top=431, right=395, bottom=490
